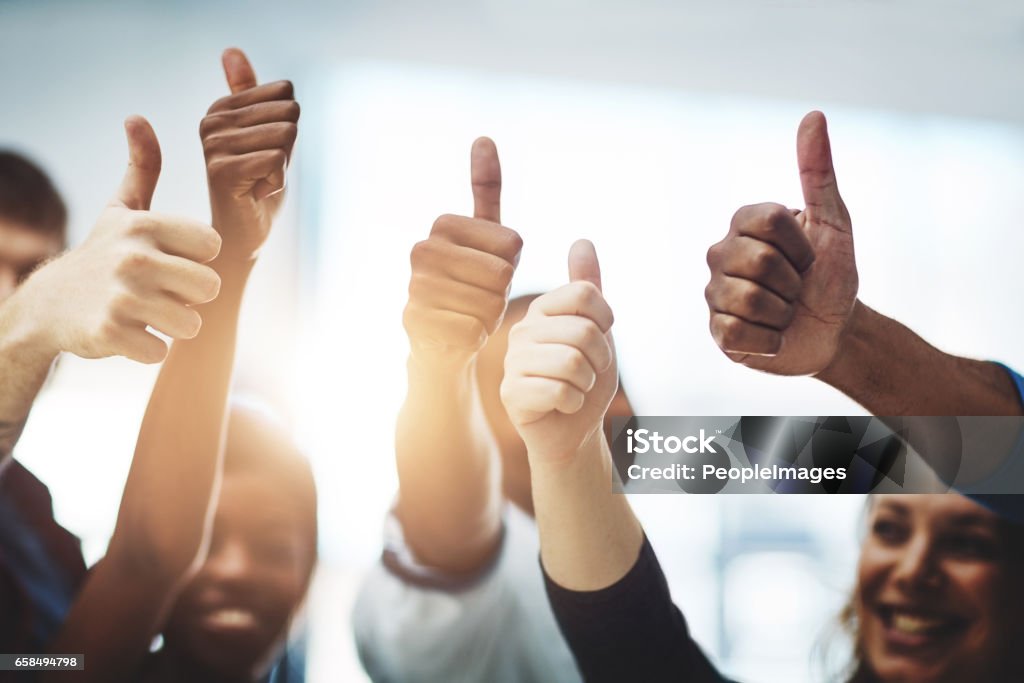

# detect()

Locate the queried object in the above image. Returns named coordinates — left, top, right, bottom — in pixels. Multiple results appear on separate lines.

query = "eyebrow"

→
left=945, top=514, right=998, bottom=530
left=874, top=501, right=910, bottom=516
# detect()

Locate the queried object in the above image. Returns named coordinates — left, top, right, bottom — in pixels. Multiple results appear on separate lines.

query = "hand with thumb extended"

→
left=402, top=137, right=522, bottom=370
left=200, top=47, right=299, bottom=261
left=17, top=116, right=222, bottom=364
left=500, top=239, right=618, bottom=465
left=704, top=110, right=858, bottom=376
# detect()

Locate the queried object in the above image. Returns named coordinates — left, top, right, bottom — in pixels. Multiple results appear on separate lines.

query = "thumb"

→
left=568, top=239, right=602, bottom=292
left=222, top=47, right=258, bottom=94
left=471, top=137, right=501, bottom=223
left=114, top=115, right=162, bottom=211
left=796, top=111, right=849, bottom=230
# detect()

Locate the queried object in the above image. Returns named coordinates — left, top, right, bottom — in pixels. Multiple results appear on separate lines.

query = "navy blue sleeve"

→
left=543, top=535, right=729, bottom=683
left=960, top=363, right=1024, bottom=524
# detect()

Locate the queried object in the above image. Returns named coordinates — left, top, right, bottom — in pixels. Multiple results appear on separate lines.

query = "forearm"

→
left=107, top=257, right=252, bottom=579
left=395, top=358, right=503, bottom=572
left=817, top=300, right=1022, bottom=416
left=0, top=283, right=59, bottom=460
left=532, top=431, right=643, bottom=591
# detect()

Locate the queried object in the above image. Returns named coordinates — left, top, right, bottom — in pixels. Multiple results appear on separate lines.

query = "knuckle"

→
left=203, top=230, right=223, bottom=261
left=730, top=205, right=754, bottom=232
left=739, top=284, right=762, bottom=313
left=116, top=249, right=151, bottom=277
left=198, top=114, right=220, bottom=138
left=409, top=240, right=432, bottom=269
left=719, top=316, right=744, bottom=348
left=762, top=203, right=789, bottom=226
left=275, top=80, right=295, bottom=100
left=706, top=241, right=722, bottom=269
left=109, top=291, right=136, bottom=318
left=501, top=228, right=524, bottom=256
left=285, top=99, right=301, bottom=121
left=199, top=268, right=222, bottom=300
left=493, top=260, right=515, bottom=289
left=704, top=282, right=716, bottom=306
left=183, top=309, right=203, bottom=338
left=483, top=292, right=507, bottom=324
left=124, top=213, right=152, bottom=237
left=202, top=131, right=227, bottom=152
left=207, top=95, right=230, bottom=115
left=430, top=214, right=456, bottom=236
left=564, top=348, right=586, bottom=374
left=207, top=157, right=231, bottom=179
left=751, top=245, right=780, bottom=277
left=97, top=319, right=122, bottom=344
left=269, top=148, right=288, bottom=167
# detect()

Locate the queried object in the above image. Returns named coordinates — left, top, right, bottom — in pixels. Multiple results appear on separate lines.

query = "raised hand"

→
left=402, top=137, right=522, bottom=369
left=705, top=111, right=858, bottom=376
left=19, top=116, right=221, bottom=364
left=501, top=240, right=617, bottom=464
left=200, top=48, right=299, bottom=260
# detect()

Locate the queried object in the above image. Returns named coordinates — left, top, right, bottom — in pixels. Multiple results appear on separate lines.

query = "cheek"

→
left=856, top=548, right=889, bottom=603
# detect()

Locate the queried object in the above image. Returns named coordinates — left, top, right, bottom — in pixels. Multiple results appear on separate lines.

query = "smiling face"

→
left=161, top=407, right=317, bottom=680
left=856, top=495, right=1024, bottom=683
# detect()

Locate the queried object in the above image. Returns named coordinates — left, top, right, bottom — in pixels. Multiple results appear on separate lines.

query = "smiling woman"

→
left=840, top=495, right=1024, bottom=683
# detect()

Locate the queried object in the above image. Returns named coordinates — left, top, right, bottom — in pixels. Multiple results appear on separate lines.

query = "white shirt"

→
left=351, top=504, right=582, bottom=683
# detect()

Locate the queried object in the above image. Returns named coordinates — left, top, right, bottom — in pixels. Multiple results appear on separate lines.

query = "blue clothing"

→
left=960, top=363, right=1024, bottom=524
left=0, top=460, right=86, bottom=652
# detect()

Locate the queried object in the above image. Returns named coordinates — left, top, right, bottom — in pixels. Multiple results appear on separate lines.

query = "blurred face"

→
left=0, top=219, right=61, bottom=301
left=857, top=495, right=1022, bottom=683
left=163, top=470, right=315, bottom=679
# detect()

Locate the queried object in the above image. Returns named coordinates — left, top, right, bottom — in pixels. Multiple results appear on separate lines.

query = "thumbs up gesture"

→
left=500, top=240, right=617, bottom=464
left=18, top=116, right=222, bottom=363
left=402, top=137, right=523, bottom=369
left=200, top=48, right=299, bottom=261
left=705, top=111, right=858, bottom=376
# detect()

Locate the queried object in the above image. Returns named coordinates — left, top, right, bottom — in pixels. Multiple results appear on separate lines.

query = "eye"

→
left=257, top=538, right=299, bottom=565
left=941, top=533, right=998, bottom=561
left=871, top=518, right=908, bottom=545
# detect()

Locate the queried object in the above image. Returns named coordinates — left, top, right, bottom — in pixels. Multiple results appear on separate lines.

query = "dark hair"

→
left=0, top=151, right=67, bottom=245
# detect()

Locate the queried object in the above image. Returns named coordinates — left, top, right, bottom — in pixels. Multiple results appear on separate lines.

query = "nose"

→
left=892, top=533, right=943, bottom=592
left=204, top=536, right=254, bottom=583
left=0, top=266, right=18, bottom=302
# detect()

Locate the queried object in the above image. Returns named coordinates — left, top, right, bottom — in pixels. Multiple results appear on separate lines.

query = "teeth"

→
left=892, top=612, right=946, bottom=634
left=207, top=608, right=256, bottom=628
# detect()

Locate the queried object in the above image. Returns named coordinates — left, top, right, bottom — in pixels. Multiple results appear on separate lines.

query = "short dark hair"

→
left=0, top=151, right=67, bottom=245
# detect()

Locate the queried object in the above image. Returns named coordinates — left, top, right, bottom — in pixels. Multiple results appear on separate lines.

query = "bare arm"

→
left=45, top=260, right=250, bottom=681
left=0, top=115, right=225, bottom=462
left=44, top=48, right=297, bottom=681
left=705, top=112, right=1022, bottom=483
left=396, top=138, right=522, bottom=572
left=817, top=300, right=1021, bottom=416
left=0, top=292, right=57, bottom=460
left=501, top=240, right=642, bottom=589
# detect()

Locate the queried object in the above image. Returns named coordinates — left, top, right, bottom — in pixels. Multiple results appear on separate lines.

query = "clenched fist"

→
left=18, top=116, right=222, bottom=364
left=705, top=111, right=857, bottom=376
left=200, top=48, right=299, bottom=260
left=403, top=137, right=523, bottom=368
left=501, top=240, right=617, bottom=464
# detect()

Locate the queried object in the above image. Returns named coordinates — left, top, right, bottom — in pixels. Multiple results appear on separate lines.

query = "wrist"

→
left=815, top=298, right=874, bottom=388
left=529, top=426, right=608, bottom=475
left=407, top=342, right=477, bottom=378
left=0, top=275, right=61, bottom=360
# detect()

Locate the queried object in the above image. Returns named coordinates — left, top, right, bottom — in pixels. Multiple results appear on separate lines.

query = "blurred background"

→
left=3, top=0, right=1024, bottom=680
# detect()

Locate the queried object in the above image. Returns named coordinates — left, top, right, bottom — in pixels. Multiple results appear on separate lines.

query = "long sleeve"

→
left=543, top=534, right=728, bottom=683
